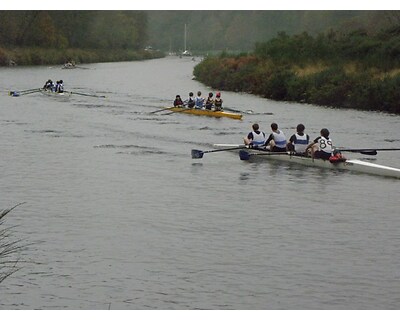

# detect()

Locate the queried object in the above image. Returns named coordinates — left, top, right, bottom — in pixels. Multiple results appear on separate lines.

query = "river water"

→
left=0, top=57, right=399, bottom=310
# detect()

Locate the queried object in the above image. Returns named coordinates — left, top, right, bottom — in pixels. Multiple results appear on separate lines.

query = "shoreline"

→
left=0, top=47, right=165, bottom=67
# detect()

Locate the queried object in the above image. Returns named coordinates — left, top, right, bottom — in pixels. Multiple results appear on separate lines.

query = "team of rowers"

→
left=173, top=91, right=223, bottom=111
left=244, top=122, right=344, bottom=161
left=43, top=79, right=64, bottom=93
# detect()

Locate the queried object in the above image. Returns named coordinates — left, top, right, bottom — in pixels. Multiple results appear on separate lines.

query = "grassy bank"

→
left=0, top=47, right=165, bottom=66
left=193, top=28, right=400, bottom=115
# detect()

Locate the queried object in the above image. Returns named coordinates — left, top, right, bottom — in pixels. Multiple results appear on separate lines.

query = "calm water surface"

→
left=0, top=57, right=399, bottom=309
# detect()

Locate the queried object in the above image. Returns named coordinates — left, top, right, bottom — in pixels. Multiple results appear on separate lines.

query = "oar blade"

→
left=360, top=150, right=378, bottom=155
left=9, top=91, right=20, bottom=97
left=339, top=148, right=400, bottom=154
left=239, top=150, right=251, bottom=161
left=191, top=149, right=204, bottom=159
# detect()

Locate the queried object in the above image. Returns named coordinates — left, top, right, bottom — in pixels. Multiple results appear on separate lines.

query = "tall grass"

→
left=0, top=203, right=26, bottom=284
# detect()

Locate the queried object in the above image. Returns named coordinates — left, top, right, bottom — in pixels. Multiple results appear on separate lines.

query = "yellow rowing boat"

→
left=168, top=107, right=242, bottom=120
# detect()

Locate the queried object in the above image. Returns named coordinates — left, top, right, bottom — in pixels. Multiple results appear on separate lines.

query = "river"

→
left=0, top=56, right=399, bottom=310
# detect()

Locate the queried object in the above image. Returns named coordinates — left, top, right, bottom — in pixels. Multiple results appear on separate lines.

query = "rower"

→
left=264, top=122, right=287, bottom=152
left=194, top=91, right=205, bottom=109
left=244, top=123, right=266, bottom=147
left=55, top=80, right=64, bottom=93
left=43, top=79, right=54, bottom=90
left=205, top=92, right=214, bottom=110
left=287, top=123, right=310, bottom=155
left=184, top=92, right=195, bottom=108
left=306, top=128, right=333, bottom=160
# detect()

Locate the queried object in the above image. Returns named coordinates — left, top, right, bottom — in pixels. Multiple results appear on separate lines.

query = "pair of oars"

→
left=9, top=88, right=41, bottom=97
left=192, top=145, right=400, bottom=159
left=9, top=88, right=106, bottom=98
left=150, top=106, right=252, bottom=115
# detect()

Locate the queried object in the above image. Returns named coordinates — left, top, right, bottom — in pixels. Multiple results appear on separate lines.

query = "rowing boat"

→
left=39, top=88, right=71, bottom=99
left=237, top=148, right=400, bottom=179
left=168, top=107, right=242, bottom=120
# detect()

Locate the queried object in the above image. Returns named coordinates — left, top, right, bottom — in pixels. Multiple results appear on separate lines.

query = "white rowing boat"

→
left=240, top=149, right=400, bottom=179
left=212, top=144, right=400, bottom=179
left=39, top=88, right=71, bottom=99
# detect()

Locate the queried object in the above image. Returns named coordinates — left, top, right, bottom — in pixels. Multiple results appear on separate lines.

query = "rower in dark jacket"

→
left=214, top=92, right=223, bottom=111
left=205, top=92, right=214, bottom=110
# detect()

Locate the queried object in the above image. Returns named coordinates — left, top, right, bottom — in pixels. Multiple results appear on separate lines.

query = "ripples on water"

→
left=0, top=57, right=400, bottom=310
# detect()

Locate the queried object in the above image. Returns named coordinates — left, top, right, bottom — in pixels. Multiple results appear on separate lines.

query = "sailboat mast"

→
left=184, top=23, right=187, bottom=52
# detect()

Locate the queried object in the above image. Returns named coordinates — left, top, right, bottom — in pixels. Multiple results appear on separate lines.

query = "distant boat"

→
left=181, top=50, right=192, bottom=56
left=62, top=61, right=76, bottom=69
left=181, top=24, right=192, bottom=56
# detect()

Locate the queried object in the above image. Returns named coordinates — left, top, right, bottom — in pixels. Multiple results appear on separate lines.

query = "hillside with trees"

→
left=0, top=11, right=162, bottom=66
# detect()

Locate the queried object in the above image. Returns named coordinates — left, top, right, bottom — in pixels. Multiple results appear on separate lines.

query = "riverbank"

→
left=193, top=28, right=400, bottom=115
left=194, top=55, right=400, bottom=115
left=0, top=47, right=165, bottom=67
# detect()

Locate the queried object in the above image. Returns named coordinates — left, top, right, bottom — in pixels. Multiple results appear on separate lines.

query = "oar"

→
left=9, top=88, right=41, bottom=96
left=223, top=107, right=253, bottom=114
left=192, top=145, right=247, bottom=159
left=239, top=149, right=291, bottom=160
left=66, top=91, right=106, bottom=98
left=164, top=107, right=192, bottom=115
left=338, top=148, right=400, bottom=155
left=149, top=106, right=176, bottom=114
left=10, top=89, right=41, bottom=97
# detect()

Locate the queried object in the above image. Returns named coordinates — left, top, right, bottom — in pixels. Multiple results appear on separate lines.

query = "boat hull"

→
left=169, top=107, right=242, bottom=120
left=40, top=89, right=71, bottom=98
left=239, top=149, right=400, bottom=179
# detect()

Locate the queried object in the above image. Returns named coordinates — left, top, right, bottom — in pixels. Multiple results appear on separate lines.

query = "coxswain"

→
left=173, top=95, right=184, bottom=107
left=214, top=92, right=223, bottom=111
